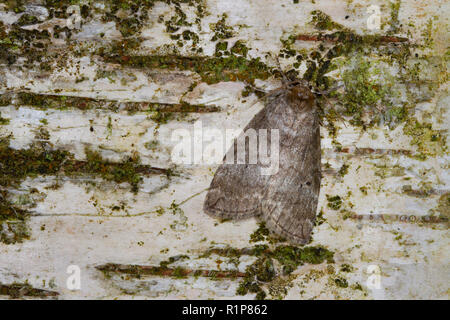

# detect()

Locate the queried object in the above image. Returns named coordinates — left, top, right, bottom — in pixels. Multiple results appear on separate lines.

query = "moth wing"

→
left=203, top=105, right=272, bottom=220
left=261, top=106, right=322, bottom=244
left=203, top=163, right=263, bottom=219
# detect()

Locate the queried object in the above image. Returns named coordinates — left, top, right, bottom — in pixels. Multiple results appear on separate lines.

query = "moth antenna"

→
left=244, top=86, right=284, bottom=109
left=312, top=83, right=345, bottom=95
left=315, top=103, right=325, bottom=126
left=241, top=81, right=266, bottom=109
left=268, top=53, right=289, bottom=86
left=243, top=81, right=266, bottom=95
left=312, top=83, right=347, bottom=127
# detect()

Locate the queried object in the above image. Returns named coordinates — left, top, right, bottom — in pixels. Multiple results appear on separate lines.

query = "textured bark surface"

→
left=0, top=0, right=448, bottom=299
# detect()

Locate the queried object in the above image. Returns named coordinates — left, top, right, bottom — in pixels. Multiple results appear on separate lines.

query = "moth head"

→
left=287, top=81, right=315, bottom=105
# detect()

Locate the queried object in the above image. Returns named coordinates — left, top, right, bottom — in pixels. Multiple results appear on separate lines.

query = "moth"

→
left=204, top=74, right=323, bottom=244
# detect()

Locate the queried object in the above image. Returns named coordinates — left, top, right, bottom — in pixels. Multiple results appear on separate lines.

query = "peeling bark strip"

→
left=296, top=33, right=408, bottom=44
left=96, top=263, right=246, bottom=279
left=0, top=91, right=220, bottom=113
left=0, top=283, right=59, bottom=299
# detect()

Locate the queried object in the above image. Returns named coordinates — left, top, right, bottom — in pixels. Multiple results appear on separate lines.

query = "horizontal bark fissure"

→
left=96, top=263, right=246, bottom=279
left=0, top=283, right=59, bottom=299
left=0, top=91, right=220, bottom=113
left=296, top=33, right=409, bottom=44
left=348, top=214, right=448, bottom=224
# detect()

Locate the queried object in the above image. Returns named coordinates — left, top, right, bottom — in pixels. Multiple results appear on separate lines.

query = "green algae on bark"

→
left=210, top=13, right=234, bottom=41
left=249, top=222, right=286, bottom=244
left=41, top=0, right=206, bottom=38
left=109, top=54, right=272, bottom=85
left=402, top=117, right=446, bottom=159
left=234, top=244, right=334, bottom=300
left=272, top=245, right=334, bottom=275
left=0, top=115, right=10, bottom=125
left=333, top=276, right=349, bottom=288
left=281, top=10, right=444, bottom=137
left=249, top=223, right=270, bottom=243
left=0, top=138, right=173, bottom=243
left=0, top=142, right=70, bottom=187
left=96, top=258, right=246, bottom=280
left=0, top=191, right=30, bottom=245
left=0, top=140, right=170, bottom=192
left=3, top=92, right=219, bottom=114
left=326, top=195, right=342, bottom=210
left=291, top=9, right=444, bottom=151
left=435, top=193, right=450, bottom=220
left=340, top=55, right=396, bottom=126
left=194, top=242, right=335, bottom=300
left=310, top=10, right=346, bottom=31
left=83, top=148, right=143, bottom=192
left=0, top=0, right=209, bottom=73
left=0, top=137, right=30, bottom=244
left=388, top=0, right=402, bottom=35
